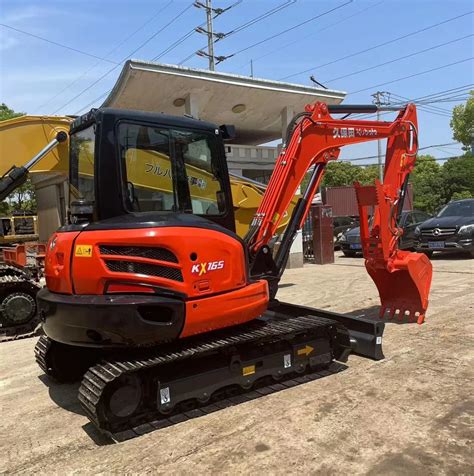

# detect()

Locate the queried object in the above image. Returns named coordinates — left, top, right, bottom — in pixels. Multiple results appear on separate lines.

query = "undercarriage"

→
left=0, top=264, right=41, bottom=342
left=35, top=301, right=383, bottom=441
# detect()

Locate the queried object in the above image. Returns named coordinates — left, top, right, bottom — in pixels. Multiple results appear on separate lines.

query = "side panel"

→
left=181, top=280, right=269, bottom=337
left=71, top=227, right=248, bottom=298
left=44, top=231, right=81, bottom=294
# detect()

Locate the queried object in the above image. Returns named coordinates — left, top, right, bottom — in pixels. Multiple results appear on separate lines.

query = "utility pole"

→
left=194, top=1, right=237, bottom=70
left=371, top=91, right=391, bottom=181
left=205, top=0, right=215, bottom=70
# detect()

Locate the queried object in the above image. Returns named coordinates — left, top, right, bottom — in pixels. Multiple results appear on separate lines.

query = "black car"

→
left=338, top=210, right=431, bottom=257
left=415, top=199, right=474, bottom=257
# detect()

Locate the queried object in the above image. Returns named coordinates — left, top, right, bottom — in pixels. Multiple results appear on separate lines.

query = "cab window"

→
left=118, top=123, right=226, bottom=215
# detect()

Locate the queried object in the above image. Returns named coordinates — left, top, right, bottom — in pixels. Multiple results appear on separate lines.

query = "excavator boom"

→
left=246, top=102, right=432, bottom=322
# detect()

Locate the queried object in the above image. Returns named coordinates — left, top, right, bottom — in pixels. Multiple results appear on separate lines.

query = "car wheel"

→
left=343, top=251, right=357, bottom=257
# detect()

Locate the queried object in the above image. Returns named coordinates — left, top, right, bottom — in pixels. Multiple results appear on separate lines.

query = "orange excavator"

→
left=34, top=102, right=432, bottom=440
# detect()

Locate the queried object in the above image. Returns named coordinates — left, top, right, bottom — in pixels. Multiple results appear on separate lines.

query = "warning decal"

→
left=75, top=245, right=93, bottom=257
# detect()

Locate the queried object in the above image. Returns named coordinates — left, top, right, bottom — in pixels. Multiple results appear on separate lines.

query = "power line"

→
left=280, top=10, right=473, bottom=81
left=340, top=142, right=461, bottom=162
left=52, top=2, right=194, bottom=115
left=178, top=0, right=294, bottom=66
left=235, top=0, right=385, bottom=74
left=389, top=92, right=451, bottom=115
left=324, top=34, right=473, bottom=84
left=34, top=0, right=174, bottom=113
left=175, top=0, right=246, bottom=67
left=220, top=1, right=354, bottom=62
left=151, top=1, right=246, bottom=64
left=341, top=85, right=473, bottom=121
left=348, top=57, right=473, bottom=95
left=0, top=23, right=119, bottom=64
left=345, top=156, right=460, bottom=167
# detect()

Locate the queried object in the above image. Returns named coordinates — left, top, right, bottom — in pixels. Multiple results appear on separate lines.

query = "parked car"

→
left=415, top=198, right=474, bottom=257
left=333, top=216, right=359, bottom=250
left=333, top=216, right=359, bottom=237
left=338, top=210, right=431, bottom=257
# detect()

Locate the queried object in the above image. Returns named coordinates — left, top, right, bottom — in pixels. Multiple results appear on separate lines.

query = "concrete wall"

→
left=30, top=173, right=67, bottom=241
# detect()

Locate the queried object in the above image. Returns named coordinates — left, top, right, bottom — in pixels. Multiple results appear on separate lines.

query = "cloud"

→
left=0, top=35, right=19, bottom=51
left=1, top=5, right=62, bottom=24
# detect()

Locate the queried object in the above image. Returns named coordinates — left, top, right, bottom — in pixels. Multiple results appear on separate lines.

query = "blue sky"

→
left=1, top=0, right=473, bottom=162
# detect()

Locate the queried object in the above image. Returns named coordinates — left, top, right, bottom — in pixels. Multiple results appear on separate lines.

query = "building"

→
left=103, top=60, right=346, bottom=183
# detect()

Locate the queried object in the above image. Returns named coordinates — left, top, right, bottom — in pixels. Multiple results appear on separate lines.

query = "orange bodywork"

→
left=247, top=102, right=433, bottom=323
left=44, top=226, right=269, bottom=337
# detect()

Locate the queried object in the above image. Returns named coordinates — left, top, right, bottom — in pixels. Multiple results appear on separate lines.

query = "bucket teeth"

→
left=379, top=306, right=426, bottom=324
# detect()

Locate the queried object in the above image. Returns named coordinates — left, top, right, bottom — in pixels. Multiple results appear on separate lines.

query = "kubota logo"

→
left=191, top=260, right=225, bottom=276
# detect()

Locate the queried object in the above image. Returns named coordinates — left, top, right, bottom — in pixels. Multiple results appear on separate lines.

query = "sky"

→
left=0, top=0, right=473, bottom=163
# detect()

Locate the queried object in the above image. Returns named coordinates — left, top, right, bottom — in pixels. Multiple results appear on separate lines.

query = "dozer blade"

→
left=366, top=251, right=432, bottom=324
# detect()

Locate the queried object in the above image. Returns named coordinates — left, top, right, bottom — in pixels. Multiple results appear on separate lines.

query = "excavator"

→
left=31, top=101, right=432, bottom=441
left=0, top=115, right=291, bottom=341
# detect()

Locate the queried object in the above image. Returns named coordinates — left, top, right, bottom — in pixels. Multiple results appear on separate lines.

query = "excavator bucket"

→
left=355, top=179, right=433, bottom=325
left=366, top=250, right=432, bottom=324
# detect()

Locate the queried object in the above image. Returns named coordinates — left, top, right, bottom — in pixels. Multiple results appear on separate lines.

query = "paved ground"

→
left=1, top=252, right=473, bottom=475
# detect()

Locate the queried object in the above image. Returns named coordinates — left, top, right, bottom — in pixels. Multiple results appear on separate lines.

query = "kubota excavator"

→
left=33, top=102, right=432, bottom=441
left=0, top=115, right=292, bottom=341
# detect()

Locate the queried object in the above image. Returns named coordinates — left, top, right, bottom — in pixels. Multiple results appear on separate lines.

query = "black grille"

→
left=99, top=245, right=178, bottom=263
left=105, top=260, right=183, bottom=282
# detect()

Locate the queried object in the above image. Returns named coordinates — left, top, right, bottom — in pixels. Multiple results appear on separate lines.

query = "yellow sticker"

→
left=75, top=245, right=93, bottom=257
left=242, top=365, right=256, bottom=376
left=297, top=345, right=314, bottom=357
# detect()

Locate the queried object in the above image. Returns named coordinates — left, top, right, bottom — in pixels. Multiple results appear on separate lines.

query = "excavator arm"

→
left=246, top=102, right=432, bottom=323
left=0, top=131, right=68, bottom=202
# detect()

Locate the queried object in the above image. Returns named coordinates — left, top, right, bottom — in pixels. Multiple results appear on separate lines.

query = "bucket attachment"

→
left=355, top=181, right=433, bottom=324
left=366, top=250, right=432, bottom=324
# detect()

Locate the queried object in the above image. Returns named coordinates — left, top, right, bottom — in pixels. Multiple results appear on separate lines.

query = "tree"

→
left=411, top=155, right=443, bottom=213
left=0, top=104, right=33, bottom=214
left=0, top=103, right=24, bottom=122
left=7, top=179, right=37, bottom=213
left=450, top=91, right=473, bottom=151
left=321, top=162, right=364, bottom=187
left=439, top=153, right=474, bottom=203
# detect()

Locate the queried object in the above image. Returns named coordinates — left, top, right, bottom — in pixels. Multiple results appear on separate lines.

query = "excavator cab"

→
left=67, top=108, right=236, bottom=231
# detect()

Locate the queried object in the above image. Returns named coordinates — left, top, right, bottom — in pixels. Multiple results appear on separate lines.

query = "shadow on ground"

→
left=38, top=374, right=85, bottom=416
left=430, top=251, right=472, bottom=260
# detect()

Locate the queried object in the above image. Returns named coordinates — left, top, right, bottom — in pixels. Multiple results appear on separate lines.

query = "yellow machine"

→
left=0, top=114, right=295, bottom=341
left=0, top=115, right=292, bottom=238
left=0, top=215, right=39, bottom=245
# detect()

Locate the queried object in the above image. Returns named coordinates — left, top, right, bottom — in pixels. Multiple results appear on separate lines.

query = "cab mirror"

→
left=219, top=124, right=236, bottom=141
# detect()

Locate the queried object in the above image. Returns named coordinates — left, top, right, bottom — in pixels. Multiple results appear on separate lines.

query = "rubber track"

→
left=34, top=335, right=51, bottom=375
left=78, top=314, right=343, bottom=441
left=0, top=272, right=42, bottom=343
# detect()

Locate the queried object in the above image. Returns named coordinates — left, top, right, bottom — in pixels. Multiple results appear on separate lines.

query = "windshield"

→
left=118, top=123, right=225, bottom=215
left=69, top=125, right=95, bottom=203
left=437, top=201, right=474, bottom=218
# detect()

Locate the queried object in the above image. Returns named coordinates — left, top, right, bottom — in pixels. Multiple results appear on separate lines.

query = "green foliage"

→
left=0, top=201, right=10, bottom=215
left=451, top=190, right=473, bottom=201
left=1, top=179, right=37, bottom=215
left=322, top=162, right=363, bottom=187
left=450, top=91, right=474, bottom=151
left=440, top=153, right=474, bottom=203
left=411, top=155, right=443, bottom=213
left=0, top=103, right=24, bottom=122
